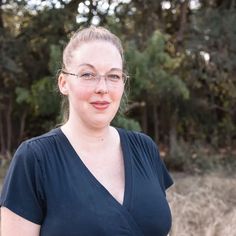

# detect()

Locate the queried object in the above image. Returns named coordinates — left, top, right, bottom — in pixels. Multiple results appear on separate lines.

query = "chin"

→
left=89, top=117, right=114, bottom=129
left=90, top=122, right=110, bottom=130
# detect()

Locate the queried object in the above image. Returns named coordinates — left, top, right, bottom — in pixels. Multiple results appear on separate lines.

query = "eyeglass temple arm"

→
left=60, top=70, right=77, bottom=76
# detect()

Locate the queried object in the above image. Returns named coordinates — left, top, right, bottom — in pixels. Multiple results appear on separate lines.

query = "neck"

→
left=61, top=117, right=113, bottom=149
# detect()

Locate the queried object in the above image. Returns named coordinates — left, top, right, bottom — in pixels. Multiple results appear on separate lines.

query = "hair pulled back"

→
left=62, top=25, right=124, bottom=70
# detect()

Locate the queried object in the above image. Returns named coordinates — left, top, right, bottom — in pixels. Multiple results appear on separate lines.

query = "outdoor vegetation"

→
left=0, top=0, right=236, bottom=235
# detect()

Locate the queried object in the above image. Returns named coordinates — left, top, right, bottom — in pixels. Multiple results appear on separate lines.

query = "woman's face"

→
left=59, top=40, right=124, bottom=129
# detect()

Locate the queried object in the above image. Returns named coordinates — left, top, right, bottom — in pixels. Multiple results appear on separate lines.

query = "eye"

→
left=107, top=74, right=122, bottom=82
left=80, top=72, right=96, bottom=80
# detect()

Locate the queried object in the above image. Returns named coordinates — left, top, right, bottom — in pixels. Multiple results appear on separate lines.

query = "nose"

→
left=94, top=75, right=108, bottom=94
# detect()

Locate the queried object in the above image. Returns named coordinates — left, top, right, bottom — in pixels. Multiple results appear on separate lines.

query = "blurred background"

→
left=0, top=0, right=236, bottom=235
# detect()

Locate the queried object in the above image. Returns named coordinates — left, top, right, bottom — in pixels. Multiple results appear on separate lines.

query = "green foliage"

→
left=125, top=43, right=148, bottom=98
left=31, top=77, right=59, bottom=116
left=112, top=115, right=141, bottom=132
left=158, top=75, right=190, bottom=101
left=49, top=44, right=62, bottom=75
left=126, top=30, right=189, bottom=103
left=15, top=87, right=31, bottom=104
left=15, top=43, right=61, bottom=117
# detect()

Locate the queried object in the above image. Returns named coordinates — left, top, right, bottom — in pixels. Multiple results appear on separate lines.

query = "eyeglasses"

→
left=61, top=70, right=128, bottom=87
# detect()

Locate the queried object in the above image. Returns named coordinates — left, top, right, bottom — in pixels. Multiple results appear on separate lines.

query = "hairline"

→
left=64, top=39, right=124, bottom=70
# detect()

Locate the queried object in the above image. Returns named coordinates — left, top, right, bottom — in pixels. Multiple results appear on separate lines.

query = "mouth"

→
left=90, top=101, right=110, bottom=110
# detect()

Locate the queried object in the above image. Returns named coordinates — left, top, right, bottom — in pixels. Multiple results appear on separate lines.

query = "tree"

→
left=126, top=30, right=189, bottom=148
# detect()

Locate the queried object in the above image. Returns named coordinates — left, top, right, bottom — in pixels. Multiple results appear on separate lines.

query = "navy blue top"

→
left=0, top=127, right=173, bottom=236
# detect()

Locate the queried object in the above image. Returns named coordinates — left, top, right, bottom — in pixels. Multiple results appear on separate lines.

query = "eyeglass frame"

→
left=60, top=69, right=129, bottom=87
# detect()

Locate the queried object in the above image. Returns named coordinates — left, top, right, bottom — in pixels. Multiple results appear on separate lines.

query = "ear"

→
left=58, top=74, right=68, bottom=95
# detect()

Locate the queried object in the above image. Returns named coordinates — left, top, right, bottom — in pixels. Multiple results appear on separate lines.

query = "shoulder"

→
left=14, top=128, right=62, bottom=162
left=26, top=128, right=61, bottom=146
left=25, top=128, right=61, bottom=148
left=117, top=128, right=174, bottom=190
left=117, top=128, right=157, bottom=150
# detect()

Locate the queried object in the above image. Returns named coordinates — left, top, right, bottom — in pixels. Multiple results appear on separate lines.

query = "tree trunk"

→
left=169, top=110, right=178, bottom=158
left=141, top=102, right=147, bottom=133
left=6, top=97, right=12, bottom=154
left=18, top=108, right=28, bottom=143
left=0, top=110, right=6, bottom=156
left=0, top=0, right=3, bottom=29
left=153, top=103, right=159, bottom=143
left=176, top=0, right=189, bottom=46
left=230, top=0, right=236, bottom=9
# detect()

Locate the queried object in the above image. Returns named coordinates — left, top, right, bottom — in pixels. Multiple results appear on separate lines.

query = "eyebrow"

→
left=77, top=63, right=122, bottom=72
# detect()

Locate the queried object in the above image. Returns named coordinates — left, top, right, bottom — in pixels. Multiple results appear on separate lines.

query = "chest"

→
left=79, top=147, right=125, bottom=205
left=42, top=153, right=172, bottom=236
left=41, top=131, right=172, bottom=236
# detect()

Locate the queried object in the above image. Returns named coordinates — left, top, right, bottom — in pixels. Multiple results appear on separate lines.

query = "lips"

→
left=90, top=101, right=110, bottom=110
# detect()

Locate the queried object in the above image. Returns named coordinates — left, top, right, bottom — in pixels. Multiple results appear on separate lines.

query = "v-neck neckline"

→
left=56, top=127, right=132, bottom=209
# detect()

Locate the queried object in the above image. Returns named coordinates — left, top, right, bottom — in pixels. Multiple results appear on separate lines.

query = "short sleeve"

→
left=148, top=138, right=174, bottom=193
left=159, top=158, right=173, bottom=191
left=0, top=141, right=45, bottom=224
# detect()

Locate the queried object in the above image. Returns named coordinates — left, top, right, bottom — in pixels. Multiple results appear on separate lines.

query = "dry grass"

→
left=167, top=172, right=236, bottom=236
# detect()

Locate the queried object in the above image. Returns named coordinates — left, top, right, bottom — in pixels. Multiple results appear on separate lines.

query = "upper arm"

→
left=139, top=133, right=174, bottom=192
left=0, top=142, right=45, bottom=224
left=150, top=142, right=173, bottom=192
left=1, top=207, right=40, bottom=236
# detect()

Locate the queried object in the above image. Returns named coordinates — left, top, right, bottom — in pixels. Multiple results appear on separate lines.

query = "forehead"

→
left=70, top=40, right=123, bottom=70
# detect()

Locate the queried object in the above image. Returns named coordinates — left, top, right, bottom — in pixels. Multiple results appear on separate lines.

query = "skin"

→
left=1, top=40, right=125, bottom=235
left=60, top=40, right=124, bottom=131
left=1, top=208, right=40, bottom=236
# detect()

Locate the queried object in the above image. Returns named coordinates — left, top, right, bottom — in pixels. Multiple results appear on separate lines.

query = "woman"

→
left=1, top=26, right=173, bottom=236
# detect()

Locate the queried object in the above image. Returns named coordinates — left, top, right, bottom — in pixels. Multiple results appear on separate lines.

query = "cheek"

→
left=69, top=86, right=92, bottom=100
left=114, top=88, right=124, bottom=102
left=68, top=83, right=124, bottom=104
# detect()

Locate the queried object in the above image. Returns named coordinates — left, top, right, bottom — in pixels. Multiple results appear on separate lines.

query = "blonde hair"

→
left=62, top=25, right=124, bottom=70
